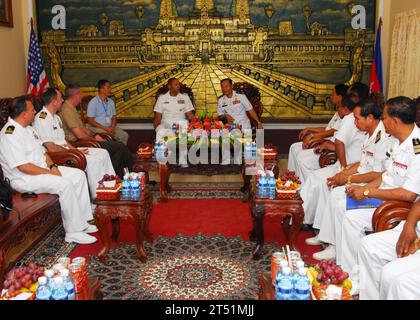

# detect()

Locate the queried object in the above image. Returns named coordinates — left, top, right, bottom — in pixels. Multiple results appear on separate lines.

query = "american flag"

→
left=26, top=21, right=49, bottom=96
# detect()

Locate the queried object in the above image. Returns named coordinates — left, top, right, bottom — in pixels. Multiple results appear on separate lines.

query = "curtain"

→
left=388, top=8, right=420, bottom=98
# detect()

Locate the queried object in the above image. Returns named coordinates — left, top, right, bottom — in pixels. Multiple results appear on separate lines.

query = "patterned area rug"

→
left=151, top=182, right=245, bottom=199
left=87, top=234, right=274, bottom=300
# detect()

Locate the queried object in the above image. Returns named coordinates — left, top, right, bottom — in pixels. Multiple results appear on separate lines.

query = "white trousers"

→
left=340, top=207, right=376, bottom=272
left=300, top=164, right=339, bottom=225
left=11, top=166, right=92, bottom=234
left=84, top=148, right=115, bottom=199
left=288, top=142, right=303, bottom=172
left=295, top=148, right=321, bottom=183
left=317, top=186, right=347, bottom=251
left=358, top=222, right=420, bottom=300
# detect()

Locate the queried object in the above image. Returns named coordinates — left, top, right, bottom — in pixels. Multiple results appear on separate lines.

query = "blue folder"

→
left=346, top=196, right=384, bottom=210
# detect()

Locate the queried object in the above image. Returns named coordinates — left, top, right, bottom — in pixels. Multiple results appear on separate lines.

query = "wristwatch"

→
left=49, top=164, right=58, bottom=170
left=363, top=188, right=370, bottom=199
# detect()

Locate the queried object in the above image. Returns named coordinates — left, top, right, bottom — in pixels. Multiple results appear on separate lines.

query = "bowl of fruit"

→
left=307, top=260, right=353, bottom=300
left=137, top=143, right=154, bottom=159
left=276, top=170, right=301, bottom=199
left=1, top=263, right=44, bottom=300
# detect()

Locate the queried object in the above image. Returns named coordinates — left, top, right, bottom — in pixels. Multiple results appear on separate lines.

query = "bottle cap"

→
left=38, top=277, right=47, bottom=285
left=296, top=261, right=305, bottom=269
left=45, top=270, right=54, bottom=278
left=279, top=260, right=289, bottom=267
left=60, top=269, right=70, bottom=277
left=299, top=267, right=308, bottom=276
left=283, top=267, right=292, bottom=275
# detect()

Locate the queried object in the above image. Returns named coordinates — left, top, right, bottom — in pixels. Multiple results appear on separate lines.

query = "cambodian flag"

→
left=369, top=19, right=383, bottom=94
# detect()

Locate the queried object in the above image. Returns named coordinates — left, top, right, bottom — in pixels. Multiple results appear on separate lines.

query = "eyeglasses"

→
left=21, top=192, right=38, bottom=199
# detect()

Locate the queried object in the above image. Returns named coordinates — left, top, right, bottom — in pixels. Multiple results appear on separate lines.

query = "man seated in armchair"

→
left=153, top=78, right=195, bottom=168
left=59, top=84, right=134, bottom=178
left=86, top=80, right=129, bottom=145
left=358, top=199, right=420, bottom=300
left=0, top=96, right=97, bottom=244
left=218, top=79, right=263, bottom=130
left=33, top=87, right=115, bottom=199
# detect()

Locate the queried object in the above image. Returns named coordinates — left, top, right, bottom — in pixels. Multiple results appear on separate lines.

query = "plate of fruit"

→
left=1, top=263, right=44, bottom=300
left=307, top=260, right=352, bottom=296
left=276, top=170, right=301, bottom=199
left=98, top=174, right=122, bottom=188
left=137, top=143, right=154, bottom=159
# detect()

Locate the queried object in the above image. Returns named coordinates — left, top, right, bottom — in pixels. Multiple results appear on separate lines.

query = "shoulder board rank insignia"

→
left=39, top=112, right=48, bottom=120
left=375, top=131, right=381, bottom=144
left=413, top=138, right=420, bottom=155
left=5, top=126, right=15, bottom=135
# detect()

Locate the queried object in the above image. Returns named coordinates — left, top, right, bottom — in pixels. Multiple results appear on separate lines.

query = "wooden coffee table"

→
left=248, top=180, right=304, bottom=260
left=93, top=187, right=154, bottom=263
left=258, top=272, right=276, bottom=300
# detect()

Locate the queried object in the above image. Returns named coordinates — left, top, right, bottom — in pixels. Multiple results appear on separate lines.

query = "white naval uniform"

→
left=358, top=221, right=420, bottom=300
left=296, top=112, right=364, bottom=183
left=0, top=118, right=92, bottom=234
left=314, top=122, right=394, bottom=245
left=154, top=92, right=195, bottom=142
left=33, top=107, right=115, bottom=199
left=299, top=112, right=366, bottom=224
left=340, top=125, right=420, bottom=273
left=288, top=112, right=342, bottom=173
left=217, top=91, right=253, bottom=130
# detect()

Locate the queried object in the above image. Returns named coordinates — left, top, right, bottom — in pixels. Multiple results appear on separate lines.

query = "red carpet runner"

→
left=71, top=199, right=320, bottom=263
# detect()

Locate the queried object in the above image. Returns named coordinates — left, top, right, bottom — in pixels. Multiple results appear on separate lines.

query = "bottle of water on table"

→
left=275, top=267, right=294, bottom=300
left=60, top=269, right=75, bottom=300
left=51, top=277, right=68, bottom=301
left=36, top=277, right=52, bottom=301
left=268, top=174, right=276, bottom=200
left=122, top=176, right=130, bottom=200
left=258, top=175, right=267, bottom=199
left=294, top=268, right=311, bottom=300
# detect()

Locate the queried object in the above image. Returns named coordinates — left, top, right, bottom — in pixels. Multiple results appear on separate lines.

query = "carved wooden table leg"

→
left=133, top=207, right=147, bottom=263
left=94, top=208, right=111, bottom=263
left=288, top=205, right=304, bottom=250
left=252, top=203, right=266, bottom=260
left=159, top=163, right=169, bottom=202
left=144, top=193, right=154, bottom=243
left=111, top=218, right=120, bottom=244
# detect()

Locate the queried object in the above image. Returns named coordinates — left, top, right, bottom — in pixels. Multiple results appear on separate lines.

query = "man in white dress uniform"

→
left=288, top=84, right=348, bottom=174
left=299, top=96, right=366, bottom=224
left=340, top=97, right=420, bottom=275
left=0, top=96, right=97, bottom=244
left=304, top=98, right=395, bottom=260
left=33, top=88, right=116, bottom=199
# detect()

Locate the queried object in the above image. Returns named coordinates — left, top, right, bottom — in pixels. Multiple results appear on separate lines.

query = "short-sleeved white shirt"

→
left=0, top=118, right=48, bottom=182
left=154, top=92, right=195, bottom=129
left=33, top=107, right=67, bottom=147
left=335, top=112, right=366, bottom=165
left=326, top=112, right=342, bottom=131
left=357, top=121, right=396, bottom=174
left=218, top=91, right=253, bottom=129
left=380, top=125, right=420, bottom=195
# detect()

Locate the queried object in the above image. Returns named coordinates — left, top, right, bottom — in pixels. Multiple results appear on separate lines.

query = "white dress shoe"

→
left=313, top=245, right=336, bottom=261
left=305, top=235, right=322, bottom=246
left=65, top=232, right=98, bottom=245
left=84, top=224, right=98, bottom=234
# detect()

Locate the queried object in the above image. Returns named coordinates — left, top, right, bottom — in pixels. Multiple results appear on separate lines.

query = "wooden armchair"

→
left=319, top=150, right=338, bottom=168
left=232, top=82, right=264, bottom=128
left=372, top=201, right=413, bottom=233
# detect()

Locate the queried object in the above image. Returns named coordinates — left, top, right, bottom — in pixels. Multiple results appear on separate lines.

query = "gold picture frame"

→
left=0, top=0, right=13, bottom=28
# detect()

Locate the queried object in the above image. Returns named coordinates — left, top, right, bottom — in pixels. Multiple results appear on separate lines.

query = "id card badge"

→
left=105, top=117, right=112, bottom=124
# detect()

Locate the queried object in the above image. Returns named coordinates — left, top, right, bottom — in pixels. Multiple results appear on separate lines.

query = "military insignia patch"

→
left=375, top=131, right=381, bottom=144
left=39, top=112, right=48, bottom=120
left=413, top=138, right=420, bottom=155
left=233, top=100, right=241, bottom=105
left=5, top=126, right=15, bottom=135
left=177, top=100, right=185, bottom=104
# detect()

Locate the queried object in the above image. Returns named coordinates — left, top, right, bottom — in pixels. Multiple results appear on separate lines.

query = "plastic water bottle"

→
left=154, top=143, right=160, bottom=160
left=276, top=267, right=294, bottom=300
left=268, top=175, right=276, bottom=200
left=51, top=277, right=68, bottom=301
left=172, top=123, right=177, bottom=134
left=244, top=143, right=251, bottom=160
left=122, top=176, right=130, bottom=200
left=36, top=277, right=52, bottom=301
left=294, top=268, right=311, bottom=300
left=60, top=269, right=75, bottom=300
left=252, top=142, right=257, bottom=160
left=130, top=178, right=141, bottom=201
left=258, top=175, right=267, bottom=199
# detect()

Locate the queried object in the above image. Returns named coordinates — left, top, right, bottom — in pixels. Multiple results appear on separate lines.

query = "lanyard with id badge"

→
left=99, top=97, right=112, bottom=125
